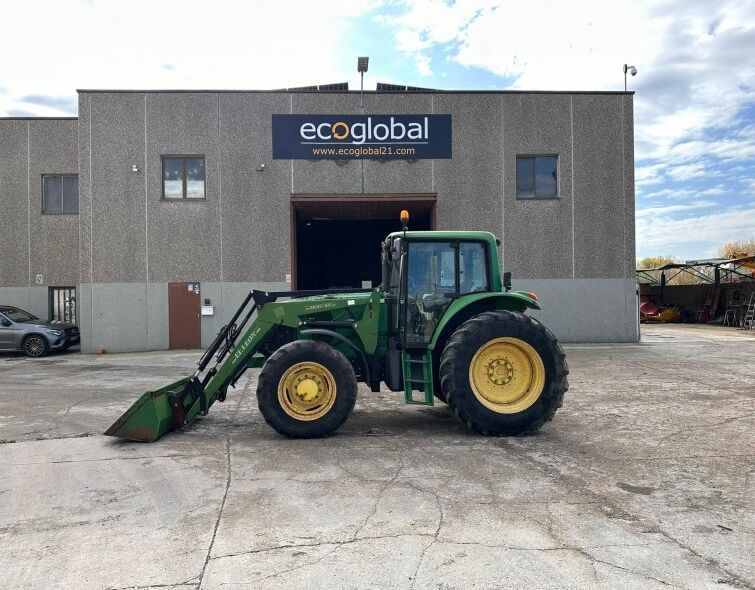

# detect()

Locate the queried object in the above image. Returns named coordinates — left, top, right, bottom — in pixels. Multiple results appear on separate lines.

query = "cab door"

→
left=403, top=241, right=457, bottom=345
left=401, top=240, right=491, bottom=346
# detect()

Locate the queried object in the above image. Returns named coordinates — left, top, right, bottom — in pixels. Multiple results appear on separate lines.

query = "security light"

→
left=357, top=56, right=369, bottom=73
left=623, top=64, right=638, bottom=91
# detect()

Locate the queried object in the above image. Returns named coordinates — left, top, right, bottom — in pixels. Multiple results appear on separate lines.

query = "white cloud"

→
left=635, top=200, right=715, bottom=217
left=666, top=162, right=715, bottom=181
left=640, top=185, right=727, bottom=200
left=415, top=53, right=433, bottom=77
left=384, top=0, right=755, bottom=181
left=636, top=202, right=755, bottom=256
left=0, top=0, right=377, bottom=115
left=635, top=163, right=666, bottom=186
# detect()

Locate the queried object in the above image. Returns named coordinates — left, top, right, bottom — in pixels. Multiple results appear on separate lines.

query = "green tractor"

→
left=106, top=214, right=568, bottom=442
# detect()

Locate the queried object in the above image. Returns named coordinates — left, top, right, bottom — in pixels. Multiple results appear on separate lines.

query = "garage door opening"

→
left=292, top=194, right=436, bottom=290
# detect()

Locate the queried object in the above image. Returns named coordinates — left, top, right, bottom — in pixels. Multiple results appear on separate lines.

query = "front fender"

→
left=429, top=291, right=540, bottom=351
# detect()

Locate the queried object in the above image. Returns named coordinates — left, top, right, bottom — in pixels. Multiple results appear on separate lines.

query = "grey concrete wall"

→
left=200, top=281, right=288, bottom=348
left=0, top=118, right=78, bottom=321
left=433, top=94, right=503, bottom=238
left=511, top=278, right=639, bottom=342
left=502, top=94, right=574, bottom=279
left=77, top=281, right=288, bottom=352
left=72, top=90, right=636, bottom=348
left=0, top=120, right=29, bottom=289
left=28, top=120, right=79, bottom=287
left=219, top=93, right=292, bottom=283
left=79, top=282, right=167, bottom=353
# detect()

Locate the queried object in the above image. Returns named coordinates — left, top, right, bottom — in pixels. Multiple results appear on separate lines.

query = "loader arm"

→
left=105, top=291, right=274, bottom=441
left=105, top=288, right=373, bottom=442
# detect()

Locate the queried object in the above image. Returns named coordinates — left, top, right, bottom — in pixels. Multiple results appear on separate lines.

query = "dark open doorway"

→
left=292, top=194, right=436, bottom=290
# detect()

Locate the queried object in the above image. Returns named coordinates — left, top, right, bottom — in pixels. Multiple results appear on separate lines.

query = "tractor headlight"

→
left=45, top=329, right=63, bottom=336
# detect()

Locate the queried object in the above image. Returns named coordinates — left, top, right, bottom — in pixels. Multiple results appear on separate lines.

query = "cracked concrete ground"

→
left=0, top=323, right=753, bottom=589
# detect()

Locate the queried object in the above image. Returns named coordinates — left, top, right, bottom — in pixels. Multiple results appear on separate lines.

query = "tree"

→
left=718, top=239, right=755, bottom=259
left=637, top=256, right=675, bottom=270
left=636, top=256, right=700, bottom=285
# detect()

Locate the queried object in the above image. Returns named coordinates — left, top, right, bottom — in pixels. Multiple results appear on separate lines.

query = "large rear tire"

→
left=439, top=310, right=568, bottom=435
left=257, top=340, right=357, bottom=438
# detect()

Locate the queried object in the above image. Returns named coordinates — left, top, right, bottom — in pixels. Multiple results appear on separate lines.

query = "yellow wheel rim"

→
left=468, top=337, right=545, bottom=414
left=278, top=361, right=337, bottom=421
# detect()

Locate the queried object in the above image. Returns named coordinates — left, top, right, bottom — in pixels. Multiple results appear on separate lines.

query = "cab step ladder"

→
left=741, top=293, right=755, bottom=330
left=401, top=350, right=435, bottom=405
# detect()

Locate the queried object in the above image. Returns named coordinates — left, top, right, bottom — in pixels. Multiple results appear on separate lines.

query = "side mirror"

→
left=0, top=319, right=11, bottom=327
left=503, top=271, right=512, bottom=292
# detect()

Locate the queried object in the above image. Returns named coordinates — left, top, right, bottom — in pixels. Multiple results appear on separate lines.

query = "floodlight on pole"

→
left=357, top=56, right=369, bottom=194
left=623, top=64, right=637, bottom=91
left=357, top=56, right=369, bottom=112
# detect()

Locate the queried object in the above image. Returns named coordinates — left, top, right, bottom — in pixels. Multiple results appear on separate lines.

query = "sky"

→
left=1, top=0, right=753, bottom=261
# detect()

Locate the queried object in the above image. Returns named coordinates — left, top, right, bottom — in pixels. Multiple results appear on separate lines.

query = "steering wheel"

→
left=409, top=301, right=425, bottom=335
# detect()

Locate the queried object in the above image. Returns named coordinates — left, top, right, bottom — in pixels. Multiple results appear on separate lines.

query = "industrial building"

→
left=0, top=85, right=637, bottom=353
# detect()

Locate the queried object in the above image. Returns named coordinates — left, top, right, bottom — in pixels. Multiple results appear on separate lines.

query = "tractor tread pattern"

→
left=439, top=310, right=568, bottom=436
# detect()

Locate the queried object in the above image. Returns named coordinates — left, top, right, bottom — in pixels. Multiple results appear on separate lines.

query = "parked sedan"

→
left=0, top=306, right=79, bottom=357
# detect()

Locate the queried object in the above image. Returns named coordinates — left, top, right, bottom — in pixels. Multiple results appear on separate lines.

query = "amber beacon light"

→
left=400, top=209, right=410, bottom=230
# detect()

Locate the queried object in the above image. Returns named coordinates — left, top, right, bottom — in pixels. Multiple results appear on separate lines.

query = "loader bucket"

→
left=104, top=376, right=193, bottom=442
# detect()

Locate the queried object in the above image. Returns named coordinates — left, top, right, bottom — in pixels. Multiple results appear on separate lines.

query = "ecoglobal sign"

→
left=272, top=114, right=451, bottom=160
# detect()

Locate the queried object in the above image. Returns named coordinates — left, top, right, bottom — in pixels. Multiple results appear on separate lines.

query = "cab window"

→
left=404, top=240, right=489, bottom=344
left=459, top=242, right=488, bottom=293
left=406, top=242, right=456, bottom=343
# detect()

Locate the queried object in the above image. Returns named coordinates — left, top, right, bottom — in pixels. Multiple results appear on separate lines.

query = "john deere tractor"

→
left=106, top=213, right=568, bottom=442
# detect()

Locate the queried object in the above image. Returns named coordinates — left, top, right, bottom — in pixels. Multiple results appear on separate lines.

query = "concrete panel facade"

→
left=28, top=120, right=79, bottom=287
left=4, top=89, right=636, bottom=351
left=503, top=94, right=574, bottom=279
left=0, top=120, right=29, bottom=288
left=433, top=94, right=502, bottom=238
left=218, top=93, right=293, bottom=283
left=0, top=118, right=78, bottom=321
left=89, top=283, right=148, bottom=353
left=572, top=95, right=630, bottom=279
left=199, top=281, right=289, bottom=348
left=511, top=278, right=639, bottom=342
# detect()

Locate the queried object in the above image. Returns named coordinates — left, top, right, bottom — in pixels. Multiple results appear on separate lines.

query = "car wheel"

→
left=23, top=335, right=49, bottom=358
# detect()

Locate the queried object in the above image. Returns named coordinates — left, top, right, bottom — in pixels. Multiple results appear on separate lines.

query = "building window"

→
left=42, top=175, right=78, bottom=213
left=516, top=156, right=558, bottom=198
left=162, top=156, right=205, bottom=199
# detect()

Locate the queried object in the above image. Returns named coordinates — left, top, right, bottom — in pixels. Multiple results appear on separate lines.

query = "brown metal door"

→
left=168, top=282, right=201, bottom=349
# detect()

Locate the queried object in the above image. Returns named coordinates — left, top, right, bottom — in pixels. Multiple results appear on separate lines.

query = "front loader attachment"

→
left=105, top=376, right=195, bottom=442
left=104, top=289, right=271, bottom=442
left=104, top=287, right=371, bottom=442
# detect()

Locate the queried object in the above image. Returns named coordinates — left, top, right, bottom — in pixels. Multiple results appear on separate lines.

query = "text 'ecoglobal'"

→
left=271, top=114, right=451, bottom=160
left=299, top=117, right=429, bottom=145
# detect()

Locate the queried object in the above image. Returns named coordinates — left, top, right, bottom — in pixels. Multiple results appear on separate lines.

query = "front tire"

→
left=257, top=340, right=357, bottom=438
left=440, top=310, right=568, bottom=435
left=23, top=334, right=49, bottom=358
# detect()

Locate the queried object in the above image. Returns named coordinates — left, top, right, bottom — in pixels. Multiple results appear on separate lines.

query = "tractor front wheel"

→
left=257, top=340, right=357, bottom=438
left=439, top=310, right=568, bottom=435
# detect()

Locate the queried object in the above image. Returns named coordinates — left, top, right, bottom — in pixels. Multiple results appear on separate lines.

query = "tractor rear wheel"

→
left=257, top=340, right=357, bottom=438
left=439, top=310, right=568, bottom=436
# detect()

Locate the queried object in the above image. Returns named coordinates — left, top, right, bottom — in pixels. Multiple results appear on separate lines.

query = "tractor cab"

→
left=381, top=228, right=502, bottom=346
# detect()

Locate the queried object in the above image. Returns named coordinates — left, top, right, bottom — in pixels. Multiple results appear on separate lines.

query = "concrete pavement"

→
left=0, top=324, right=753, bottom=589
